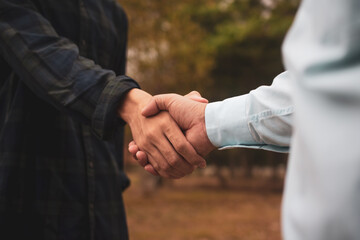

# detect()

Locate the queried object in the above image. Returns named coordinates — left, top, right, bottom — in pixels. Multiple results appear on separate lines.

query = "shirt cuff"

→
left=205, top=94, right=257, bottom=148
left=91, top=75, right=139, bottom=140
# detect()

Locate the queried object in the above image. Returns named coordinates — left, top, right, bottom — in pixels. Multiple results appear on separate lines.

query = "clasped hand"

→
left=126, top=90, right=216, bottom=178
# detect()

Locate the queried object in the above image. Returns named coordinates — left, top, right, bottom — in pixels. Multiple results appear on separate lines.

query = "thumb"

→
left=141, top=94, right=173, bottom=117
left=141, top=98, right=160, bottom=117
left=184, top=91, right=208, bottom=103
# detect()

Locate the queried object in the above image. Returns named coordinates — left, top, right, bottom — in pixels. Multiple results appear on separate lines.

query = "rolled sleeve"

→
left=205, top=95, right=256, bottom=147
left=91, top=76, right=139, bottom=140
left=0, top=0, right=139, bottom=140
left=205, top=72, right=293, bottom=153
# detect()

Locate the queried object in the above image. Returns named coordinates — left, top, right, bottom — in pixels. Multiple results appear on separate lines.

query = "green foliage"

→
left=121, top=0, right=299, bottom=97
left=120, top=0, right=299, bottom=168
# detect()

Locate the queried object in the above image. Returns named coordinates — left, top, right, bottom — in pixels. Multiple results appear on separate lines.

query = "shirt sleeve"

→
left=0, top=0, right=139, bottom=140
left=280, top=1, right=360, bottom=239
left=205, top=71, right=293, bottom=153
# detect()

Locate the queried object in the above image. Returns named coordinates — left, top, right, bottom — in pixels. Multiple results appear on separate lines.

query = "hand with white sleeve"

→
left=128, top=91, right=216, bottom=176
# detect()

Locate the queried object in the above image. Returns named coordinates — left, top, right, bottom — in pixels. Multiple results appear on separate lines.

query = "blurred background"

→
left=119, top=0, right=300, bottom=239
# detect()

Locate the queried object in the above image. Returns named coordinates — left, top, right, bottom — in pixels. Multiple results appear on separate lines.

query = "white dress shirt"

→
left=205, top=0, right=360, bottom=239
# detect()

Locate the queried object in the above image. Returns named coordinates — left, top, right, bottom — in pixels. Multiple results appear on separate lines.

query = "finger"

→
left=136, top=151, right=148, bottom=167
left=187, top=96, right=208, bottom=103
left=128, top=144, right=139, bottom=161
left=153, top=131, right=196, bottom=176
left=185, top=90, right=202, bottom=97
left=152, top=140, right=190, bottom=178
left=141, top=94, right=177, bottom=117
left=164, top=123, right=207, bottom=169
left=130, top=153, right=138, bottom=161
left=184, top=91, right=208, bottom=103
left=146, top=144, right=185, bottom=179
left=144, top=164, right=159, bottom=176
left=129, top=142, right=150, bottom=167
left=141, top=98, right=160, bottom=117
left=128, top=144, right=139, bottom=155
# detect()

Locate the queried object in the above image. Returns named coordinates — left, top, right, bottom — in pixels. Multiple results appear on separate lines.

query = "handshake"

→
left=118, top=89, right=216, bottom=179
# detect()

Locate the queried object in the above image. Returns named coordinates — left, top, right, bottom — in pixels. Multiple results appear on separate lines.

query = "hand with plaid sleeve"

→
left=0, top=0, right=204, bottom=239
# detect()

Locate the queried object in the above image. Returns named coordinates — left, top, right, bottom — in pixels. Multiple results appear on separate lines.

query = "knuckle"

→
left=151, top=162, right=160, bottom=171
left=181, top=166, right=194, bottom=176
left=162, top=120, right=171, bottom=129
left=138, top=159, right=147, bottom=167
left=176, top=142, right=188, bottom=154
left=191, top=90, right=200, bottom=96
left=160, top=117, right=171, bottom=127
left=168, top=156, right=181, bottom=168
left=186, top=166, right=196, bottom=174
left=138, top=140, right=149, bottom=150
left=155, top=161, right=168, bottom=172
left=162, top=163, right=172, bottom=172
left=144, top=131, right=155, bottom=142
left=146, top=138, right=155, bottom=146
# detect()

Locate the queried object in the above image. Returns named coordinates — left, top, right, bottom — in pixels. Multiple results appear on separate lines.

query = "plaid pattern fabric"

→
left=0, top=0, right=139, bottom=239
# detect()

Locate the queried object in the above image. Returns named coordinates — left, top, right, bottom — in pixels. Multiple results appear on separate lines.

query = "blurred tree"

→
left=121, top=0, right=213, bottom=94
left=120, top=0, right=299, bottom=183
left=121, top=0, right=298, bottom=96
left=185, top=0, right=299, bottom=99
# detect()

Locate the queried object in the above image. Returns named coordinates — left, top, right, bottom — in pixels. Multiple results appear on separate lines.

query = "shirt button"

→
left=89, top=161, right=94, bottom=169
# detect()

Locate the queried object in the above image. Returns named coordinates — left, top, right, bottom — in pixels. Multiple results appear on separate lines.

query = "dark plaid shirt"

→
left=0, top=0, right=139, bottom=239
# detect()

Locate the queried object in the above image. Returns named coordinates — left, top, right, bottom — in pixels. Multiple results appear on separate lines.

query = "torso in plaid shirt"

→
left=0, top=0, right=139, bottom=239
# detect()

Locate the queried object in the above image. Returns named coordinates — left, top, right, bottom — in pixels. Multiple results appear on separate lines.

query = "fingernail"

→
left=199, top=161, right=206, bottom=169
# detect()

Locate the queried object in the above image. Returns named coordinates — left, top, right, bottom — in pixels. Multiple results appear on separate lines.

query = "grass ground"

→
left=123, top=169, right=284, bottom=240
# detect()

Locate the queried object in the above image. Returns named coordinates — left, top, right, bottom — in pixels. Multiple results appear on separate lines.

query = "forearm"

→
left=0, top=0, right=139, bottom=139
left=117, top=89, right=152, bottom=124
left=205, top=71, right=293, bottom=152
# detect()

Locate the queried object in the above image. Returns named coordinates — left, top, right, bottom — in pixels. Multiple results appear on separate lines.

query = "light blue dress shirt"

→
left=205, top=0, right=360, bottom=239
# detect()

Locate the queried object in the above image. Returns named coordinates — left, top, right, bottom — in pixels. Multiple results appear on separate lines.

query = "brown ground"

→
left=123, top=169, right=284, bottom=240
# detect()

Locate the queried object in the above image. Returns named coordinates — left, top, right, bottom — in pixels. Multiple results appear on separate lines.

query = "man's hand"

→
left=118, top=89, right=206, bottom=179
left=128, top=91, right=216, bottom=175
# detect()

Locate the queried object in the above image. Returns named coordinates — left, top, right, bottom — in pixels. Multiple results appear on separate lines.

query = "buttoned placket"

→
left=78, top=1, right=95, bottom=239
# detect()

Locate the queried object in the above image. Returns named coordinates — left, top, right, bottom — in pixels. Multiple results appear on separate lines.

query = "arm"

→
left=130, top=71, right=293, bottom=153
left=118, top=89, right=207, bottom=178
left=0, top=0, right=136, bottom=140
left=205, top=71, right=293, bottom=152
left=129, top=74, right=293, bottom=174
left=0, top=0, right=206, bottom=178
left=128, top=91, right=215, bottom=175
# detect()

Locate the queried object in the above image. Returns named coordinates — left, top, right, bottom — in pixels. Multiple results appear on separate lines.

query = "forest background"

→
left=120, top=1, right=299, bottom=239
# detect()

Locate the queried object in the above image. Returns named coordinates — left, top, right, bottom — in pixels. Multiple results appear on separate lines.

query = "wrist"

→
left=199, top=104, right=217, bottom=154
left=117, top=89, right=152, bottom=124
left=187, top=103, right=216, bottom=157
